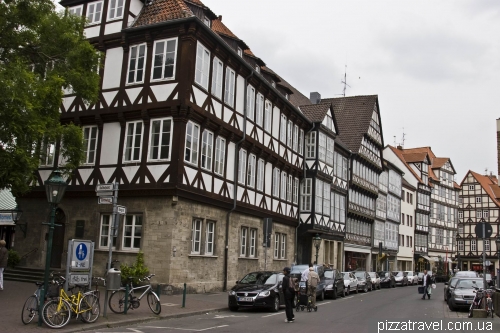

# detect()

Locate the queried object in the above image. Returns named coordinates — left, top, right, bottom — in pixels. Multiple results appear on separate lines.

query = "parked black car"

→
left=290, top=264, right=327, bottom=300
left=324, top=269, right=345, bottom=299
left=228, top=271, right=284, bottom=312
left=353, top=271, right=372, bottom=292
left=379, top=271, right=396, bottom=288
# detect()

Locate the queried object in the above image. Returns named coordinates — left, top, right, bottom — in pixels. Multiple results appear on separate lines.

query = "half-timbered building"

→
left=322, top=96, right=384, bottom=271
left=458, top=171, right=500, bottom=274
left=297, top=94, right=349, bottom=268
left=16, top=0, right=312, bottom=292
left=384, top=145, right=431, bottom=271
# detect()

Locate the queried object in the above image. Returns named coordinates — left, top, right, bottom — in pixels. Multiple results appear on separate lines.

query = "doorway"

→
left=50, top=208, right=66, bottom=268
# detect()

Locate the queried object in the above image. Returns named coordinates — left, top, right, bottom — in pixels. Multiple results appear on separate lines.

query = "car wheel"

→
left=342, top=287, right=346, bottom=297
left=319, top=290, right=325, bottom=301
left=392, top=282, right=396, bottom=288
left=355, top=286, right=359, bottom=294
left=363, top=285, right=368, bottom=293
left=378, top=283, right=381, bottom=290
left=369, top=284, right=373, bottom=291
left=346, top=287, right=350, bottom=296
left=229, top=305, right=238, bottom=312
left=447, top=299, right=457, bottom=311
left=271, top=296, right=280, bottom=312
left=332, top=288, right=337, bottom=300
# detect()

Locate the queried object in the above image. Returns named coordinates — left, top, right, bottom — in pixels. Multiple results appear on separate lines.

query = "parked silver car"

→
left=405, top=271, right=418, bottom=285
left=342, top=272, right=358, bottom=295
left=368, top=272, right=381, bottom=289
left=447, top=278, right=484, bottom=311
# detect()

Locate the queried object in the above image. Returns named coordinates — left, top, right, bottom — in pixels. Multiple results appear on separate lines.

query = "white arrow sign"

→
left=96, top=183, right=114, bottom=192
left=98, top=196, right=113, bottom=204
left=117, top=205, right=127, bottom=215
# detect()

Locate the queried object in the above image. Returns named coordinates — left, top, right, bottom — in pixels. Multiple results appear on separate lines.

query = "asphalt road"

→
left=96, top=284, right=499, bottom=333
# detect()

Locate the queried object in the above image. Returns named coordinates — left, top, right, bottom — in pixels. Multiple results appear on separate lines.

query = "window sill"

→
left=239, top=257, right=258, bottom=260
left=188, top=254, right=218, bottom=258
left=273, top=258, right=288, bottom=261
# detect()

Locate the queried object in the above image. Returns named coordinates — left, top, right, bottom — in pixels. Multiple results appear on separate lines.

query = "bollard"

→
left=156, top=284, right=162, bottom=313
left=182, top=283, right=186, bottom=308
left=124, top=284, right=129, bottom=314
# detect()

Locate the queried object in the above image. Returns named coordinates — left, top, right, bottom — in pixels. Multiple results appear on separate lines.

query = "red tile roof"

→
left=211, top=16, right=239, bottom=40
left=387, top=145, right=424, bottom=183
left=133, top=0, right=193, bottom=27
left=466, top=171, right=500, bottom=206
left=400, top=152, right=428, bottom=163
left=300, top=103, right=331, bottom=123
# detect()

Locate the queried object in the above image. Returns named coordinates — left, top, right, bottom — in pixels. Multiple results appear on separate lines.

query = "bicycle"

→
left=468, top=286, right=488, bottom=318
left=42, top=274, right=100, bottom=328
left=21, top=281, right=43, bottom=324
left=108, top=274, right=161, bottom=315
left=485, top=289, right=495, bottom=318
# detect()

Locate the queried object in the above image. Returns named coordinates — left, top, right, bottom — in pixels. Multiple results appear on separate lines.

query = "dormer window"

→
left=271, top=80, right=276, bottom=88
left=255, top=65, right=260, bottom=73
left=203, top=16, right=211, bottom=27
left=285, top=93, right=289, bottom=100
left=237, top=47, right=242, bottom=57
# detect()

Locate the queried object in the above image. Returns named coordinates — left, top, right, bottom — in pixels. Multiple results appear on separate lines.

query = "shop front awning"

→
left=420, top=255, right=431, bottom=261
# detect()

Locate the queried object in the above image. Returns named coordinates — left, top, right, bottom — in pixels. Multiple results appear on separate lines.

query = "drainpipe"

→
left=296, top=122, right=316, bottom=266
left=223, top=71, right=253, bottom=291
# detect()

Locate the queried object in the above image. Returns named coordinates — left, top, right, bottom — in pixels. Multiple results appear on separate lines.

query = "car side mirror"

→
left=444, top=282, right=448, bottom=286
left=236, top=280, right=239, bottom=284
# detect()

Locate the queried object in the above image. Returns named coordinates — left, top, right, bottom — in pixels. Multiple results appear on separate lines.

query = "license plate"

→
left=238, top=297, right=253, bottom=302
left=466, top=300, right=472, bottom=304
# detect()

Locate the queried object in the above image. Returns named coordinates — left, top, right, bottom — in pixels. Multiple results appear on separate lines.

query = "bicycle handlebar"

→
left=139, top=274, right=156, bottom=282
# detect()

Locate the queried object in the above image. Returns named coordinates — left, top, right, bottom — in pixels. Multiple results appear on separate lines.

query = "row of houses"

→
left=1, top=0, right=499, bottom=291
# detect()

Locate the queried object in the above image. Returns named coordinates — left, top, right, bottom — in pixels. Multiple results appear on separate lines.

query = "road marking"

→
left=140, top=326, right=228, bottom=332
left=213, top=314, right=248, bottom=319
left=161, top=303, right=179, bottom=306
left=262, top=312, right=283, bottom=317
left=341, top=296, right=354, bottom=300
left=316, top=301, right=331, bottom=306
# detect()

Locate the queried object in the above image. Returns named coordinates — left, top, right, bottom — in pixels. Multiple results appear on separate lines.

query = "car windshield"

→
left=393, top=271, right=403, bottom=277
left=325, top=271, right=334, bottom=279
left=239, top=272, right=279, bottom=285
left=418, top=273, right=424, bottom=277
left=354, top=272, right=365, bottom=279
left=291, top=265, right=308, bottom=275
left=343, top=272, right=351, bottom=279
left=456, top=280, right=484, bottom=289
left=406, top=272, right=413, bottom=276
left=368, top=273, right=376, bottom=278
left=454, top=271, right=477, bottom=278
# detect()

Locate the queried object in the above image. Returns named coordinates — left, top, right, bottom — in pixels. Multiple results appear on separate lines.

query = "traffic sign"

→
left=69, top=273, right=90, bottom=286
left=485, top=261, right=491, bottom=266
left=98, top=196, right=113, bottom=204
left=96, top=191, right=114, bottom=197
left=70, top=241, right=92, bottom=270
left=475, top=222, right=493, bottom=238
left=96, top=183, right=114, bottom=192
left=117, top=205, right=127, bottom=215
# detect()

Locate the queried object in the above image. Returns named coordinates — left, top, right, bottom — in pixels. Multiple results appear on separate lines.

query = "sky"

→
left=54, top=0, right=500, bottom=182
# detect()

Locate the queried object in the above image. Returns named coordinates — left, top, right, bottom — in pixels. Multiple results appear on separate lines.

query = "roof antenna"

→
left=341, top=65, right=350, bottom=97
left=401, top=128, right=406, bottom=148
left=393, top=135, right=396, bottom=146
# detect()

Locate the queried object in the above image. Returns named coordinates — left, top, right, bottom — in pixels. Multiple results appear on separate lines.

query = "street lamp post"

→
left=313, top=234, right=321, bottom=265
left=496, top=235, right=500, bottom=288
left=11, top=205, right=25, bottom=236
left=38, top=170, right=67, bottom=327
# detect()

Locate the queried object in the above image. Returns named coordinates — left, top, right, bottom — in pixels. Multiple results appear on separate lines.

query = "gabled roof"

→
left=400, top=152, right=428, bottom=163
left=300, top=103, right=331, bottom=123
left=211, top=16, right=239, bottom=40
left=133, top=0, right=194, bottom=28
left=462, top=171, right=500, bottom=206
left=321, top=95, right=378, bottom=152
left=386, top=145, right=424, bottom=183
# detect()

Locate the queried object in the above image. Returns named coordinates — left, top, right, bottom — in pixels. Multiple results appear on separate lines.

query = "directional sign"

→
left=98, top=196, right=113, bottom=205
left=96, top=183, right=114, bottom=192
left=96, top=191, right=114, bottom=197
left=117, top=205, right=127, bottom=215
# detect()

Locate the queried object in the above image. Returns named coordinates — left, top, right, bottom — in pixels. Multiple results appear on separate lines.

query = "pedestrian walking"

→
left=307, top=266, right=320, bottom=309
left=0, top=240, right=8, bottom=291
left=421, top=269, right=431, bottom=300
left=282, top=267, right=295, bottom=323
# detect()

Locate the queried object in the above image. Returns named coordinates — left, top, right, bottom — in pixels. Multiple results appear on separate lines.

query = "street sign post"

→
left=98, top=196, right=113, bottom=204
left=117, top=205, right=127, bottom=215
left=96, top=184, right=114, bottom=192
left=474, top=221, right=491, bottom=289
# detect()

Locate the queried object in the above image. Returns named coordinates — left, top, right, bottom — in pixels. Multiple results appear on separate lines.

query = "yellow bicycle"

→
left=42, top=275, right=100, bottom=328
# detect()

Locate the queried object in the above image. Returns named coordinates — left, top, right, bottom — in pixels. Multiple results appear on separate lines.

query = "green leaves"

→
left=0, top=0, right=101, bottom=195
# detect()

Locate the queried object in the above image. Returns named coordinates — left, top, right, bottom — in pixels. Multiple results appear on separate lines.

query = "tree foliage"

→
left=0, top=0, right=101, bottom=195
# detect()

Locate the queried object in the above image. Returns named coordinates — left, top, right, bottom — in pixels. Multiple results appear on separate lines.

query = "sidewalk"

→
left=2, top=280, right=229, bottom=333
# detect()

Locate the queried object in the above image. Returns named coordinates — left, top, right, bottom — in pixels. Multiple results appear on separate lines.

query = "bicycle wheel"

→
left=108, top=290, right=127, bottom=314
left=42, top=298, right=71, bottom=328
left=21, top=295, right=39, bottom=324
left=147, top=291, right=161, bottom=315
left=80, top=294, right=100, bottom=323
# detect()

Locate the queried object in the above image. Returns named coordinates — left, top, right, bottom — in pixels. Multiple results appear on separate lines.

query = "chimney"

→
left=218, top=15, right=222, bottom=21
left=310, top=92, right=321, bottom=104
left=397, top=145, right=403, bottom=150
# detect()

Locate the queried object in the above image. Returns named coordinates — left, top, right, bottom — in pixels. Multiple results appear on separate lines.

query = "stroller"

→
left=295, top=281, right=317, bottom=312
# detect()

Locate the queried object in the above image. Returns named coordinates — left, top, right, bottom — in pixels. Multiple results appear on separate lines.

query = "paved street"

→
left=96, top=284, right=499, bottom=333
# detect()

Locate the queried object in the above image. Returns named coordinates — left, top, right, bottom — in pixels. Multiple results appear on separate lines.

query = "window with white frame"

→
left=281, top=172, right=287, bottom=200
left=191, top=219, right=202, bottom=254
left=476, top=197, right=481, bottom=203
left=249, top=229, right=257, bottom=257
left=127, top=44, right=146, bottom=84
left=469, top=185, right=474, bottom=190
left=238, top=149, right=247, bottom=185
left=323, top=181, right=330, bottom=215
left=257, top=159, right=264, bottom=191
left=280, top=234, right=286, bottom=259
left=306, top=132, right=316, bottom=158
left=99, top=214, right=116, bottom=249
left=203, top=16, right=211, bottom=27
left=293, top=125, right=298, bottom=152
left=214, top=137, right=226, bottom=176
left=240, top=227, right=258, bottom=258
left=83, top=126, right=98, bottom=164
left=483, top=210, right=489, bottom=218
left=149, top=118, right=172, bottom=161
left=69, top=5, right=83, bottom=16
left=87, top=1, right=103, bottom=24
left=299, top=129, right=304, bottom=155
left=247, top=154, right=256, bottom=188
left=287, top=174, right=293, bottom=202
left=123, top=214, right=142, bottom=250
left=124, top=121, right=143, bottom=162
left=326, top=137, right=334, bottom=166
left=301, top=178, right=312, bottom=211
left=280, top=114, right=287, bottom=143
left=205, top=221, right=215, bottom=255
left=152, top=38, right=178, bottom=81
left=318, top=132, right=326, bottom=162
left=237, top=47, right=242, bottom=57
left=184, top=121, right=200, bottom=165
left=195, top=42, right=210, bottom=90
left=39, top=137, right=55, bottom=167
left=264, top=101, right=272, bottom=132
left=108, top=0, right=124, bottom=20
left=256, top=93, right=264, bottom=127
left=246, top=85, right=256, bottom=121
left=315, top=180, right=323, bottom=213
left=224, top=67, right=236, bottom=107
left=201, top=130, right=214, bottom=171
left=293, top=178, right=299, bottom=204
left=471, top=240, right=476, bottom=251
left=458, top=211, right=463, bottom=219
left=287, top=120, right=293, bottom=147
left=458, top=240, right=464, bottom=251
left=477, top=210, right=482, bottom=219
left=240, top=227, right=247, bottom=256
left=274, top=233, right=280, bottom=258
left=273, top=168, right=280, bottom=197
left=211, top=57, right=223, bottom=99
